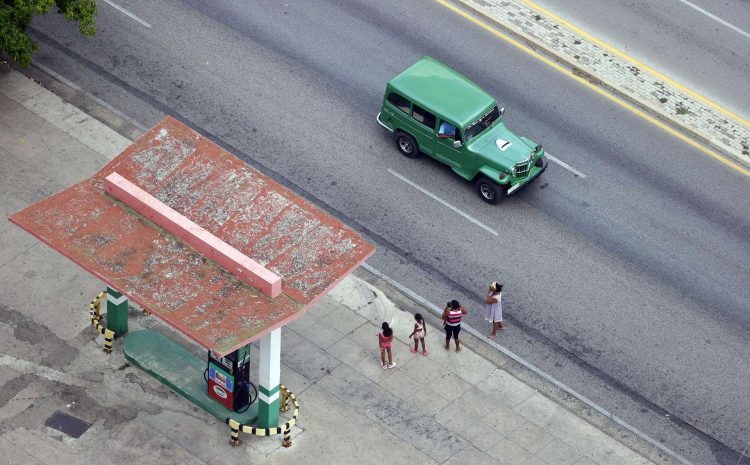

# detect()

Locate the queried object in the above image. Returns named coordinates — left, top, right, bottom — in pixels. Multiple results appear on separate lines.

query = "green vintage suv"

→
left=377, top=57, right=547, bottom=204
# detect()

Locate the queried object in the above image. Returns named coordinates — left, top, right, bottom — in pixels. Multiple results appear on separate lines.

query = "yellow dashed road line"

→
left=433, top=0, right=750, bottom=177
left=516, top=0, right=750, bottom=131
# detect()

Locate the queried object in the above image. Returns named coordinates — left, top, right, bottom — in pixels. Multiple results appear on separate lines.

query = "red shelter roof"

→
left=9, top=117, right=375, bottom=355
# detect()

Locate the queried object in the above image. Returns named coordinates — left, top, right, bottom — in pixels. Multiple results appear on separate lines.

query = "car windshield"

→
left=464, top=106, right=501, bottom=142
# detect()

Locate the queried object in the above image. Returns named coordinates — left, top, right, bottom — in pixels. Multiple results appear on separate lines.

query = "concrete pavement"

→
left=1, top=65, right=676, bottom=465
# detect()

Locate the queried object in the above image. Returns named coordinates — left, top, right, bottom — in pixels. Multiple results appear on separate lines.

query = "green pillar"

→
left=257, top=328, right=281, bottom=428
left=106, top=286, right=128, bottom=337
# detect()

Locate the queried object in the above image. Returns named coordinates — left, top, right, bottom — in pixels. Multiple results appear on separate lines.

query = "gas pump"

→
left=205, top=344, right=257, bottom=412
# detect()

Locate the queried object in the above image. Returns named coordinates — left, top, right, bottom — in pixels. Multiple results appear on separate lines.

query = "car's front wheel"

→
left=475, top=177, right=503, bottom=204
left=395, top=132, right=418, bottom=158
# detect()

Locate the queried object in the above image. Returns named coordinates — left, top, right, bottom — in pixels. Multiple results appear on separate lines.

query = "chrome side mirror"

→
left=453, top=140, right=463, bottom=148
left=500, top=107, right=505, bottom=116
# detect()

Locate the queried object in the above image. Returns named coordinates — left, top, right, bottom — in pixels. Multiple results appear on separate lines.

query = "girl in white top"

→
left=485, top=282, right=504, bottom=338
left=408, top=313, right=428, bottom=355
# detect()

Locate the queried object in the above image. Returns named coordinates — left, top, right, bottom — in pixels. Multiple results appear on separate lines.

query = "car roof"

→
left=388, top=57, right=496, bottom=128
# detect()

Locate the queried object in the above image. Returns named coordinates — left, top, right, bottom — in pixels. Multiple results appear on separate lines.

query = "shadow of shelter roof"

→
left=9, top=116, right=375, bottom=355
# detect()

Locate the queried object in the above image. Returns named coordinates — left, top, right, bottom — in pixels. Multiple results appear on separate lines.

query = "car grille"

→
left=515, top=160, right=531, bottom=178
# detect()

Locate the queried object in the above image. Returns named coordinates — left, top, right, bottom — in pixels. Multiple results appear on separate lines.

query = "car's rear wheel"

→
left=475, top=177, right=502, bottom=204
left=395, top=132, right=418, bottom=158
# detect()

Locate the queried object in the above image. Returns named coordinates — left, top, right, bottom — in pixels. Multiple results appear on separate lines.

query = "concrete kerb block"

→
left=477, top=368, right=538, bottom=409
left=21, top=90, right=79, bottom=128
left=0, top=69, right=46, bottom=102
left=10, top=73, right=131, bottom=161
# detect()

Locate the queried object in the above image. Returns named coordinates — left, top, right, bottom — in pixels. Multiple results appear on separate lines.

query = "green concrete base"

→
left=123, top=330, right=258, bottom=424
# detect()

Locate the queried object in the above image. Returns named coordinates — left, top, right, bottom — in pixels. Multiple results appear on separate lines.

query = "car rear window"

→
left=387, top=92, right=410, bottom=113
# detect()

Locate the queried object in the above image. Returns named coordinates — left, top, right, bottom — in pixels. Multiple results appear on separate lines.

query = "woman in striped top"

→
left=442, top=300, right=468, bottom=352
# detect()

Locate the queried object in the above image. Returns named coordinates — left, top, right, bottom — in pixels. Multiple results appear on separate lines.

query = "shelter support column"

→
left=106, top=286, right=128, bottom=336
left=258, top=328, right=281, bottom=428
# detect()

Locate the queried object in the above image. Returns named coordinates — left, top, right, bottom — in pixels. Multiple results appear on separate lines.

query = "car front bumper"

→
left=506, top=156, right=547, bottom=196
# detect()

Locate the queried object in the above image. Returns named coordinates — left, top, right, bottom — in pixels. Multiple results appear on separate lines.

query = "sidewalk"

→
left=450, top=0, right=750, bottom=168
left=0, top=65, right=671, bottom=465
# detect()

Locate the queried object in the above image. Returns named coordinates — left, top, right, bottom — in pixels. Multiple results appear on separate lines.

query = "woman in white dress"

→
left=485, top=282, right=504, bottom=338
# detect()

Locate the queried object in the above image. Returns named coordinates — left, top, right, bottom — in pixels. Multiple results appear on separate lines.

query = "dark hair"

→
left=414, top=313, right=423, bottom=323
left=450, top=300, right=460, bottom=309
left=382, top=322, right=393, bottom=337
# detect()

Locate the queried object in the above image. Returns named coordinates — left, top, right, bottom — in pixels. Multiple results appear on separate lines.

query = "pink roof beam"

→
left=105, top=172, right=282, bottom=298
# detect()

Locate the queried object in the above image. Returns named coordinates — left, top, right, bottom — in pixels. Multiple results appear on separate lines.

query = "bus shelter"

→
left=9, top=116, right=374, bottom=443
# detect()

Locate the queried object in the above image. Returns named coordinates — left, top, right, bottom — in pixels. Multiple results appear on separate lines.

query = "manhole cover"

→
left=44, top=411, right=91, bottom=438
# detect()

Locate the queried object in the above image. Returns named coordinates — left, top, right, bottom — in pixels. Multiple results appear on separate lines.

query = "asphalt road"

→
left=529, top=0, right=750, bottom=120
left=25, top=0, right=750, bottom=463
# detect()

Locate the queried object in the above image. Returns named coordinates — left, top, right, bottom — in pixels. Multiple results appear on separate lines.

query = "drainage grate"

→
left=44, top=411, right=91, bottom=438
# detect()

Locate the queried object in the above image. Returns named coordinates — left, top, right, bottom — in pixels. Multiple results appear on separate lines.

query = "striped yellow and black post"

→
left=282, top=385, right=299, bottom=447
left=103, top=329, right=115, bottom=353
left=89, top=291, right=116, bottom=353
left=228, top=418, right=241, bottom=446
left=280, top=386, right=289, bottom=413
left=89, top=291, right=106, bottom=325
left=282, top=423, right=292, bottom=448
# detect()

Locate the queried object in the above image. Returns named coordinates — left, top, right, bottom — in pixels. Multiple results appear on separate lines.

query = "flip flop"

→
left=409, top=347, right=417, bottom=353
left=422, top=351, right=429, bottom=356
left=487, top=334, right=496, bottom=339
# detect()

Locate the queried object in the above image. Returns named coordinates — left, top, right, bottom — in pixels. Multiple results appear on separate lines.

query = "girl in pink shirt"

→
left=378, top=322, right=396, bottom=369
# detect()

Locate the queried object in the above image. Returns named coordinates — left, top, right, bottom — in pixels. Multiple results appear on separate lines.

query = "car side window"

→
left=412, top=105, right=436, bottom=130
left=438, top=121, right=461, bottom=142
left=387, top=92, right=410, bottom=113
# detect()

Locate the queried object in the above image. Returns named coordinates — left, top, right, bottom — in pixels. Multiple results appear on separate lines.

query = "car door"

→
left=409, top=104, right=436, bottom=157
left=434, top=120, right=461, bottom=167
left=435, top=120, right=474, bottom=175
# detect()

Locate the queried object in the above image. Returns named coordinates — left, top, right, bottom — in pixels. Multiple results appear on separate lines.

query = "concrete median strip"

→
left=443, top=0, right=750, bottom=171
